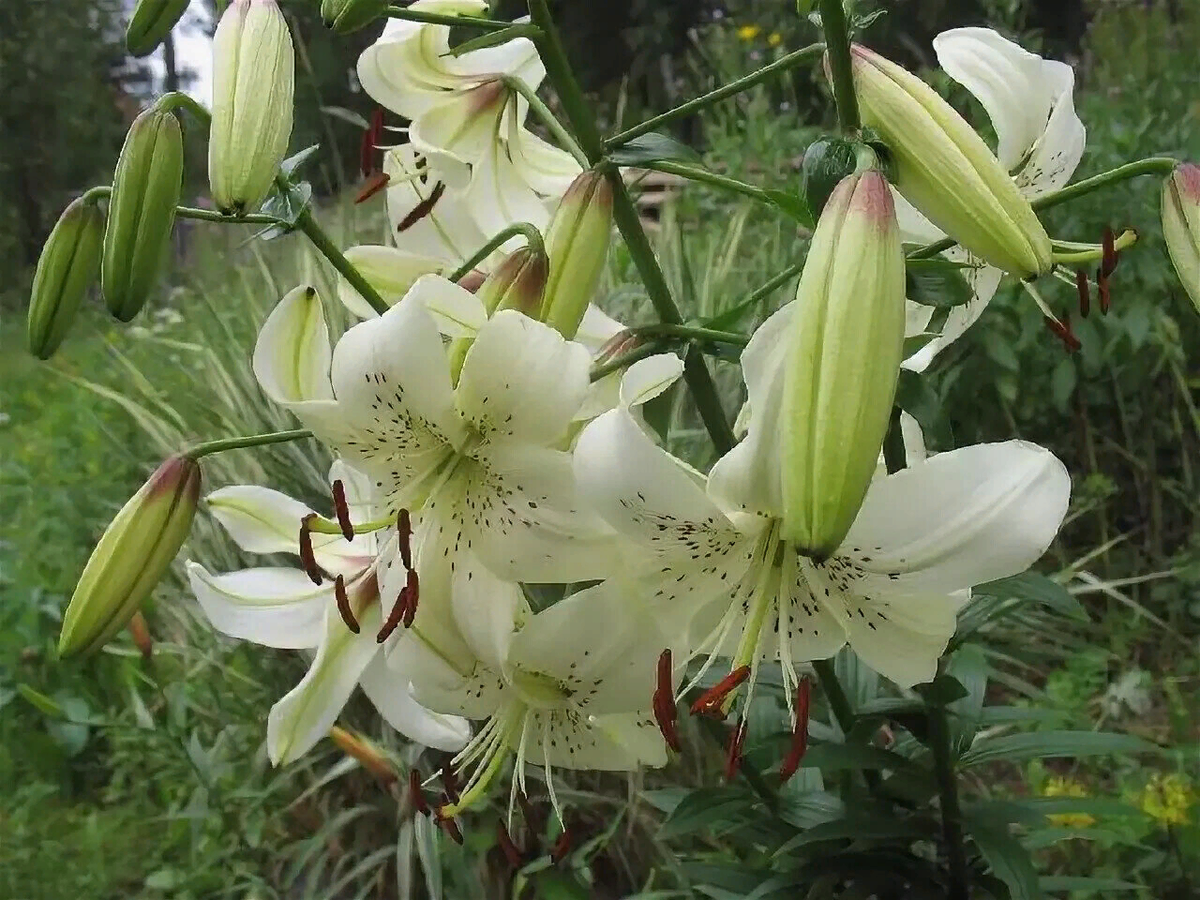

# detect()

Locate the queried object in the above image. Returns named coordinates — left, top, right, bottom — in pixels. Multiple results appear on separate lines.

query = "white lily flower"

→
left=408, top=572, right=667, bottom=823
left=253, top=275, right=616, bottom=671
left=902, top=27, right=1085, bottom=371
left=385, top=146, right=491, bottom=267
left=187, top=461, right=470, bottom=764
left=574, top=308, right=1071, bottom=714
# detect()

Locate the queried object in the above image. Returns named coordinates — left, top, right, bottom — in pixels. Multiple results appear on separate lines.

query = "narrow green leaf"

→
left=894, top=369, right=953, bottom=449
left=658, top=787, right=757, bottom=838
left=449, top=23, right=540, bottom=56
left=906, top=258, right=974, bottom=308
left=965, top=814, right=1043, bottom=900
left=959, top=730, right=1157, bottom=768
left=762, top=188, right=814, bottom=226
left=1038, top=876, right=1141, bottom=891
left=772, top=814, right=937, bottom=857
left=975, top=572, right=1088, bottom=622
left=967, top=797, right=1141, bottom=828
left=280, top=144, right=320, bottom=178
left=608, top=132, right=701, bottom=166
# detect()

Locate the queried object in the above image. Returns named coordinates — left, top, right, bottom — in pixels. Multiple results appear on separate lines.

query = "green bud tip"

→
left=1163, top=162, right=1200, bottom=314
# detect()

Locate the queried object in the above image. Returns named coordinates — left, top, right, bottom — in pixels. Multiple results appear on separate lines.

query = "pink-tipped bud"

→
left=481, top=247, right=550, bottom=318
left=1163, top=163, right=1200, bottom=315
left=58, top=456, right=201, bottom=658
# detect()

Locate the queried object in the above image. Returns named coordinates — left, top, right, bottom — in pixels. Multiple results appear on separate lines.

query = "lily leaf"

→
left=608, top=132, right=701, bottom=166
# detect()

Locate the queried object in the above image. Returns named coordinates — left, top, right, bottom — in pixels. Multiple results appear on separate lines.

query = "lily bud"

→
left=102, top=107, right=183, bottom=322
left=58, top=455, right=201, bottom=659
left=540, top=170, right=613, bottom=340
left=781, top=170, right=906, bottom=558
left=209, top=0, right=295, bottom=214
left=27, top=197, right=104, bottom=359
left=848, top=44, right=1051, bottom=279
left=1162, top=163, right=1200, bottom=314
left=320, top=0, right=388, bottom=34
left=126, top=0, right=191, bottom=57
left=483, top=247, right=550, bottom=318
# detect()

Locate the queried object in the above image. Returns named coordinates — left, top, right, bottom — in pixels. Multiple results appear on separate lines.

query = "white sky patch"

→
left=144, top=0, right=214, bottom=107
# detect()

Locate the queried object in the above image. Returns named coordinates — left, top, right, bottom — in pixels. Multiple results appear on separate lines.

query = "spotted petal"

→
left=532, top=710, right=666, bottom=771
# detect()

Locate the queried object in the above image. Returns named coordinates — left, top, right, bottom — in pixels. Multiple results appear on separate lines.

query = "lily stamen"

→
left=436, top=812, right=463, bottom=844
left=551, top=826, right=572, bottom=864
left=409, top=768, right=430, bottom=817
left=355, top=172, right=391, bottom=204
left=298, top=514, right=324, bottom=585
left=330, top=480, right=355, bottom=541
left=1075, top=270, right=1090, bottom=317
left=778, top=678, right=812, bottom=783
left=402, top=568, right=419, bottom=628
left=395, top=181, right=445, bottom=232
left=496, top=820, right=524, bottom=867
left=334, top=574, right=359, bottom=634
left=376, top=579, right=411, bottom=644
left=690, top=665, right=750, bottom=718
left=653, top=649, right=681, bottom=752
left=397, top=508, right=413, bottom=569
left=723, top=718, right=748, bottom=781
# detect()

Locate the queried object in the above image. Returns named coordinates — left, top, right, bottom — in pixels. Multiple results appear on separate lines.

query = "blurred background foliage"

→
left=1, top=0, right=1198, bottom=898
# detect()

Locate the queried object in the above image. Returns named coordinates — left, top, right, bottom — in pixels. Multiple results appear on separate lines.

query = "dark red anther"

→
left=778, top=678, right=812, bottom=783
left=551, top=826, right=572, bottom=864
left=299, top=514, right=323, bottom=585
left=1101, top=226, right=1118, bottom=278
left=496, top=819, right=524, bottom=867
left=355, top=171, right=391, bottom=204
left=402, top=569, right=419, bottom=628
left=1097, top=267, right=1112, bottom=315
left=409, top=769, right=430, bottom=817
left=376, top=583, right=409, bottom=644
left=441, top=760, right=460, bottom=803
left=516, top=791, right=540, bottom=834
left=397, top=508, right=413, bottom=570
left=1075, top=270, right=1090, bottom=318
left=436, top=812, right=464, bottom=845
left=652, top=649, right=681, bottom=752
left=396, top=181, right=445, bottom=232
left=723, top=718, right=748, bottom=782
left=359, top=107, right=384, bottom=177
left=690, top=665, right=750, bottom=718
left=334, top=574, right=360, bottom=634
left=331, top=479, right=355, bottom=541
left=1043, top=315, right=1081, bottom=353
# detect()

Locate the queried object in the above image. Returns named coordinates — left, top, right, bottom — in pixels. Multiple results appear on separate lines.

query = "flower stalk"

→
left=817, top=0, right=860, bottom=132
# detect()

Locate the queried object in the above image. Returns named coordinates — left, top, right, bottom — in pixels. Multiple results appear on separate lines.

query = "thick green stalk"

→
left=606, top=43, right=825, bottom=148
left=186, top=429, right=313, bottom=460
left=644, top=160, right=776, bottom=209
left=929, top=706, right=970, bottom=900
left=527, top=0, right=736, bottom=453
left=294, top=206, right=391, bottom=316
left=629, top=322, right=749, bottom=347
left=448, top=221, right=545, bottom=281
left=176, top=206, right=285, bottom=227
left=817, top=0, right=859, bottom=132
left=155, top=90, right=212, bottom=126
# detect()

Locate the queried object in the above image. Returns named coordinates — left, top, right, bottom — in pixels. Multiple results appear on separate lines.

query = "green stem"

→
left=175, top=205, right=284, bottom=227
left=817, top=0, right=859, bottom=132
left=589, top=340, right=671, bottom=382
left=705, top=262, right=804, bottom=329
left=448, top=221, right=546, bottom=282
left=528, top=0, right=736, bottom=454
left=155, top=90, right=212, bottom=126
left=929, top=706, right=970, bottom=900
left=385, top=5, right=513, bottom=30
left=295, top=205, right=391, bottom=316
left=606, top=43, right=825, bottom=148
left=643, top=160, right=775, bottom=208
left=629, top=322, right=749, bottom=346
left=500, top=75, right=589, bottom=168
left=908, top=157, right=1179, bottom=260
left=186, top=429, right=313, bottom=460
left=81, top=185, right=113, bottom=205
left=813, top=658, right=881, bottom=793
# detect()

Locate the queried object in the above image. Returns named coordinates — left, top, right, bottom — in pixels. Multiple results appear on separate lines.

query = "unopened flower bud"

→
left=782, top=170, right=906, bottom=558
left=27, top=197, right=104, bottom=359
left=320, top=0, right=388, bottom=34
left=540, top=170, right=613, bottom=340
left=126, top=0, right=191, bottom=57
left=329, top=726, right=398, bottom=785
left=484, top=247, right=550, bottom=318
left=58, top=455, right=201, bottom=659
left=102, top=107, right=183, bottom=323
left=209, top=0, right=295, bottom=214
left=848, top=45, right=1051, bottom=278
left=1162, top=162, right=1200, bottom=314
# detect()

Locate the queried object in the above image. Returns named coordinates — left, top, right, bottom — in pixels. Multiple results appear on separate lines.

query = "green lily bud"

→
left=58, top=455, right=201, bottom=659
left=540, top=170, right=613, bottom=340
left=209, top=0, right=295, bottom=215
left=782, top=170, right=906, bottom=558
left=102, top=107, right=183, bottom=322
left=126, top=0, right=191, bottom=57
left=848, top=44, right=1051, bottom=279
left=320, top=0, right=388, bottom=34
left=27, top=197, right=105, bottom=359
left=1162, top=163, right=1200, bottom=314
left=800, top=136, right=860, bottom=221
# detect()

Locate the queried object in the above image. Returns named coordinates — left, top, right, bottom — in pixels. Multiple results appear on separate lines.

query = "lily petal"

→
left=450, top=556, right=524, bottom=673
left=385, top=147, right=490, bottom=265
left=903, top=250, right=1004, bottom=373
left=406, top=273, right=488, bottom=339
left=254, top=285, right=334, bottom=405
left=337, top=246, right=448, bottom=319
left=619, top=353, right=684, bottom=408
left=358, top=655, right=471, bottom=751
left=835, top=590, right=963, bottom=689
left=533, top=710, right=666, bottom=770
left=186, top=562, right=330, bottom=649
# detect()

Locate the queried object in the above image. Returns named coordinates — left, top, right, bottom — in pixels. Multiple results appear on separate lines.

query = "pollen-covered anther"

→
left=1101, top=226, right=1119, bottom=278
left=1043, top=314, right=1081, bottom=353
left=298, top=513, right=324, bottom=585
left=496, top=819, right=524, bottom=867
left=551, top=826, right=572, bottom=864
left=396, top=181, right=445, bottom=232
left=330, top=479, right=355, bottom=541
left=401, top=568, right=419, bottom=628
left=359, top=106, right=384, bottom=178
left=778, top=678, right=812, bottom=783
left=397, top=508, right=413, bottom=570
left=408, top=768, right=430, bottom=817
left=652, top=649, right=681, bottom=752
left=355, top=171, right=391, bottom=204
left=723, top=718, right=748, bottom=782
left=690, top=665, right=750, bottom=719
left=334, top=574, right=360, bottom=634
left=376, top=579, right=411, bottom=644
left=435, top=806, right=464, bottom=844
left=1075, top=270, right=1090, bottom=318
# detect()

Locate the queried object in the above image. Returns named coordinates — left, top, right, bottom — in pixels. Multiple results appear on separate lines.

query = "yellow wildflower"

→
left=1136, top=773, right=1194, bottom=827
left=736, top=24, right=761, bottom=41
left=1041, top=776, right=1095, bottom=829
left=768, top=32, right=783, bottom=47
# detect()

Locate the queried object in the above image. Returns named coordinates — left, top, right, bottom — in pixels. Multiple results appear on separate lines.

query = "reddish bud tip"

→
left=331, top=479, right=355, bottom=541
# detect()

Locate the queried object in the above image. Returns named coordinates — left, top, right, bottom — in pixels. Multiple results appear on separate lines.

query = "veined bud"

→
left=126, top=0, right=191, bottom=57
left=58, top=455, right=201, bottom=659
left=102, top=107, right=183, bottom=322
left=781, top=170, right=906, bottom=558
left=329, top=726, right=398, bottom=785
left=481, top=247, right=550, bottom=317
left=848, top=45, right=1051, bottom=279
left=320, top=0, right=388, bottom=33
left=1162, top=163, right=1200, bottom=314
left=209, top=0, right=295, bottom=214
left=27, top=197, right=105, bottom=359
left=540, top=170, right=614, bottom=340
